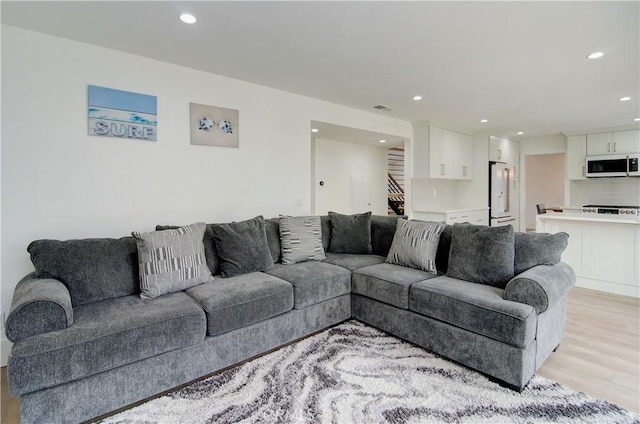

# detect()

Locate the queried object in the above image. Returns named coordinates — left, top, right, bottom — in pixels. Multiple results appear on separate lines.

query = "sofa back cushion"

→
left=371, top=215, right=406, bottom=256
left=28, top=237, right=139, bottom=306
left=435, top=224, right=453, bottom=274
left=328, top=211, right=372, bottom=254
left=156, top=224, right=220, bottom=275
left=514, top=231, right=569, bottom=275
left=320, top=215, right=331, bottom=251
left=446, top=224, right=515, bottom=288
left=212, top=216, right=274, bottom=277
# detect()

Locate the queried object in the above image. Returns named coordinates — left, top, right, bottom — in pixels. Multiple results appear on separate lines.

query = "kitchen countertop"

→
left=537, top=212, right=640, bottom=225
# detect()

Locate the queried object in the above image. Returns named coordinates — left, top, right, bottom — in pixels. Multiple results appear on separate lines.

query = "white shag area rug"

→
left=97, top=320, right=639, bottom=424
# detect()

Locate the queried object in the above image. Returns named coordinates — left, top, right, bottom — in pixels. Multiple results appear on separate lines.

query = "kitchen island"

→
left=537, top=212, right=640, bottom=297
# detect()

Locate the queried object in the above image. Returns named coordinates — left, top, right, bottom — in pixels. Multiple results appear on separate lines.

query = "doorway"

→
left=524, top=153, right=565, bottom=231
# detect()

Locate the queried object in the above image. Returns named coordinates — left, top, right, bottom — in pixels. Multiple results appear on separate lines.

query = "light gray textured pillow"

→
left=279, top=215, right=326, bottom=264
left=132, top=222, right=213, bottom=299
left=385, top=218, right=445, bottom=274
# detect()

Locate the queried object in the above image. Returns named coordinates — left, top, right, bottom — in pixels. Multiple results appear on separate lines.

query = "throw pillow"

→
left=212, top=216, right=274, bottom=277
left=328, top=211, right=372, bottom=254
left=371, top=215, right=407, bottom=256
left=132, top=222, right=214, bottom=299
left=156, top=224, right=220, bottom=276
left=279, top=215, right=326, bottom=264
left=264, top=217, right=282, bottom=264
left=447, top=223, right=515, bottom=288
left=514, top=231, right=569, bottom=275
left=385, top=218, right=445, bottom=274
left=28, top=237, right=140, bottom=307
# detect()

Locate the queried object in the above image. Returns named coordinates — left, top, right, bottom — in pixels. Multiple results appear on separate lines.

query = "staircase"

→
left=388, top=173, right=405, bottom=215
left=388, top=147, right=405, bottom=216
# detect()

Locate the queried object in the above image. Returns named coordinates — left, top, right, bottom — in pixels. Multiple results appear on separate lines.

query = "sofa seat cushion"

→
left=352, top=263, right=438, bottom=309
left=186, top=273, right=293, bottom=336
left=8, top=292, right=205, bottom=395
left=264, top=262, right=351, bottom=309
left=409, top=276, right=536, bottom=348
left=323, top=253, right=386, bottom=271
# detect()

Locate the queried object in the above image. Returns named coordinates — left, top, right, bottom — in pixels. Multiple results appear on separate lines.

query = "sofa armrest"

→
left=503, top=262, right=576, bottom=313
left=5, top=273, right=73, bottom=342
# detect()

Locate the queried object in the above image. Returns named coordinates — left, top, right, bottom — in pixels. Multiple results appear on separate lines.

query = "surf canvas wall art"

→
left=88, top=85, right=157, bottom=141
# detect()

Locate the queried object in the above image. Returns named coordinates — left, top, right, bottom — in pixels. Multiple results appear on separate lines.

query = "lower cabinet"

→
left=413, top=209, right=488, bottom=225
left=536, top=217, right=640, bottom=297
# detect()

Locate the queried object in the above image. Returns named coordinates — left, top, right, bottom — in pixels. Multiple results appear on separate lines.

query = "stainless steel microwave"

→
left=586, top=153, right=640, bottom=177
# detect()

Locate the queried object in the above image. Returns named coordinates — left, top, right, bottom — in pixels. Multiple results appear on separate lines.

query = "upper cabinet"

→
left=567, top=135, right=587, bottom=180
left=587, top=130, right=640, bottom=155
left=413, top=124, right=473, bottom=180
left=489, top=136, right=519, bottom=177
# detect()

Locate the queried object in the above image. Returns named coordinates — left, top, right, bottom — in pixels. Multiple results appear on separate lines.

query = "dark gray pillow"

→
left=447, top=224, right=515, bottom=288
left=328, top=211, right=372, bottom=254
left=264, top=217, right=282, bottom=264
left=28, top=237, right=140, bottom=307
left=212, top=216, right=274, bottom=278
left=371, top=215, right=407, bottom=256
left=156, top=224, right=220, bottom=275
left=514, top=232, right=569, bottom=275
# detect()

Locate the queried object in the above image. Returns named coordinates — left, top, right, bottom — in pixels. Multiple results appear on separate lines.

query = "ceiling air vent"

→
left=373, top=104, right=393, bottom=112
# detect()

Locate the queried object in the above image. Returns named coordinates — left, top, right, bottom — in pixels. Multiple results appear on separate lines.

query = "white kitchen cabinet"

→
left=489, top=136, right=510, bottom=162
left=612, top=129, right=640, bottom=153
left=587, top=130, right=640, bottom=155
left=567, top=135, right=587, bottom=180
left=510, top=141, right=520, bottom=178
left=414, top=125, right=473, bottom=180
left=586, top=132, right=612, bottom=155
left=413, top=208, right=488, bottom=225
left=536, top=214, right=640, bottom=297
left=510, top=177, right=520, bottom=231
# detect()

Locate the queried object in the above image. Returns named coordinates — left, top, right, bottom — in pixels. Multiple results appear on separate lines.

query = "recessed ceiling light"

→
left=517, top=131, right=524, bottom=135
left=587, top=51, right=604, bottom=59
left=480, top=119, right=488, bottom=123
left=180, top=13, right=197, bottom=24
left=311, top=128, right=319, bottom=133
left=412, top=95, right=422, bottom=101
left=620, top=96, right=632, bottom=102
left=634, top=118, right=640, bottom=122
left=379, top=139, right=387, bottom=143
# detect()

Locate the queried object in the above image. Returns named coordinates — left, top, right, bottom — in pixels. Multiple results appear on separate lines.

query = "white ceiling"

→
left=2, top=1, right=639, bottom=140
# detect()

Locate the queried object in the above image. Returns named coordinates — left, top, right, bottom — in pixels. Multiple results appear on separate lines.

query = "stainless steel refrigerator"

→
left=489, top=162, right=515, bottom=227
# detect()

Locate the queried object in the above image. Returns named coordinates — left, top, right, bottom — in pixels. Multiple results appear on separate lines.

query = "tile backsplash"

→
left=570, top=178, right=640, bottom=206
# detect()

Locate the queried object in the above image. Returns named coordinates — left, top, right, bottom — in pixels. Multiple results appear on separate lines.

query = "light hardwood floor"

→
left=1, top=287, right=638, bottom=423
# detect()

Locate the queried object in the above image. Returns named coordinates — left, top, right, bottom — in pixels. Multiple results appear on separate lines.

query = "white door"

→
left=351, top=176, right=374, bottom=213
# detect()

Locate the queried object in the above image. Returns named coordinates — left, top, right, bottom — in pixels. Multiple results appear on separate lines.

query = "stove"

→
left=582, top=205, right=640, bottom=215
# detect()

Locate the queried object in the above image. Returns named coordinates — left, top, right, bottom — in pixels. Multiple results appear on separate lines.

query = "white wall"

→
left=525, top=154, right=565, bottom=229
left=518, top=134, right=567, bottom=227
left=0, top=26, right=412, bottom=363
left=313, top=138, right=387, bottom=215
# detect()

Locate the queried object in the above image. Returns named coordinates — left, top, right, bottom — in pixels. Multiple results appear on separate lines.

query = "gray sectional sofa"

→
left=5, top=213, right=575, bottom=424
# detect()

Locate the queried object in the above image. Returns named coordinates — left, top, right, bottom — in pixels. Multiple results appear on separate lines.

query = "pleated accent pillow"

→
left=385, top=219, right=445, bottom=274
left=279, top=215, right=326, bottom=264
left=132, top=222, right=214, bottom=299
